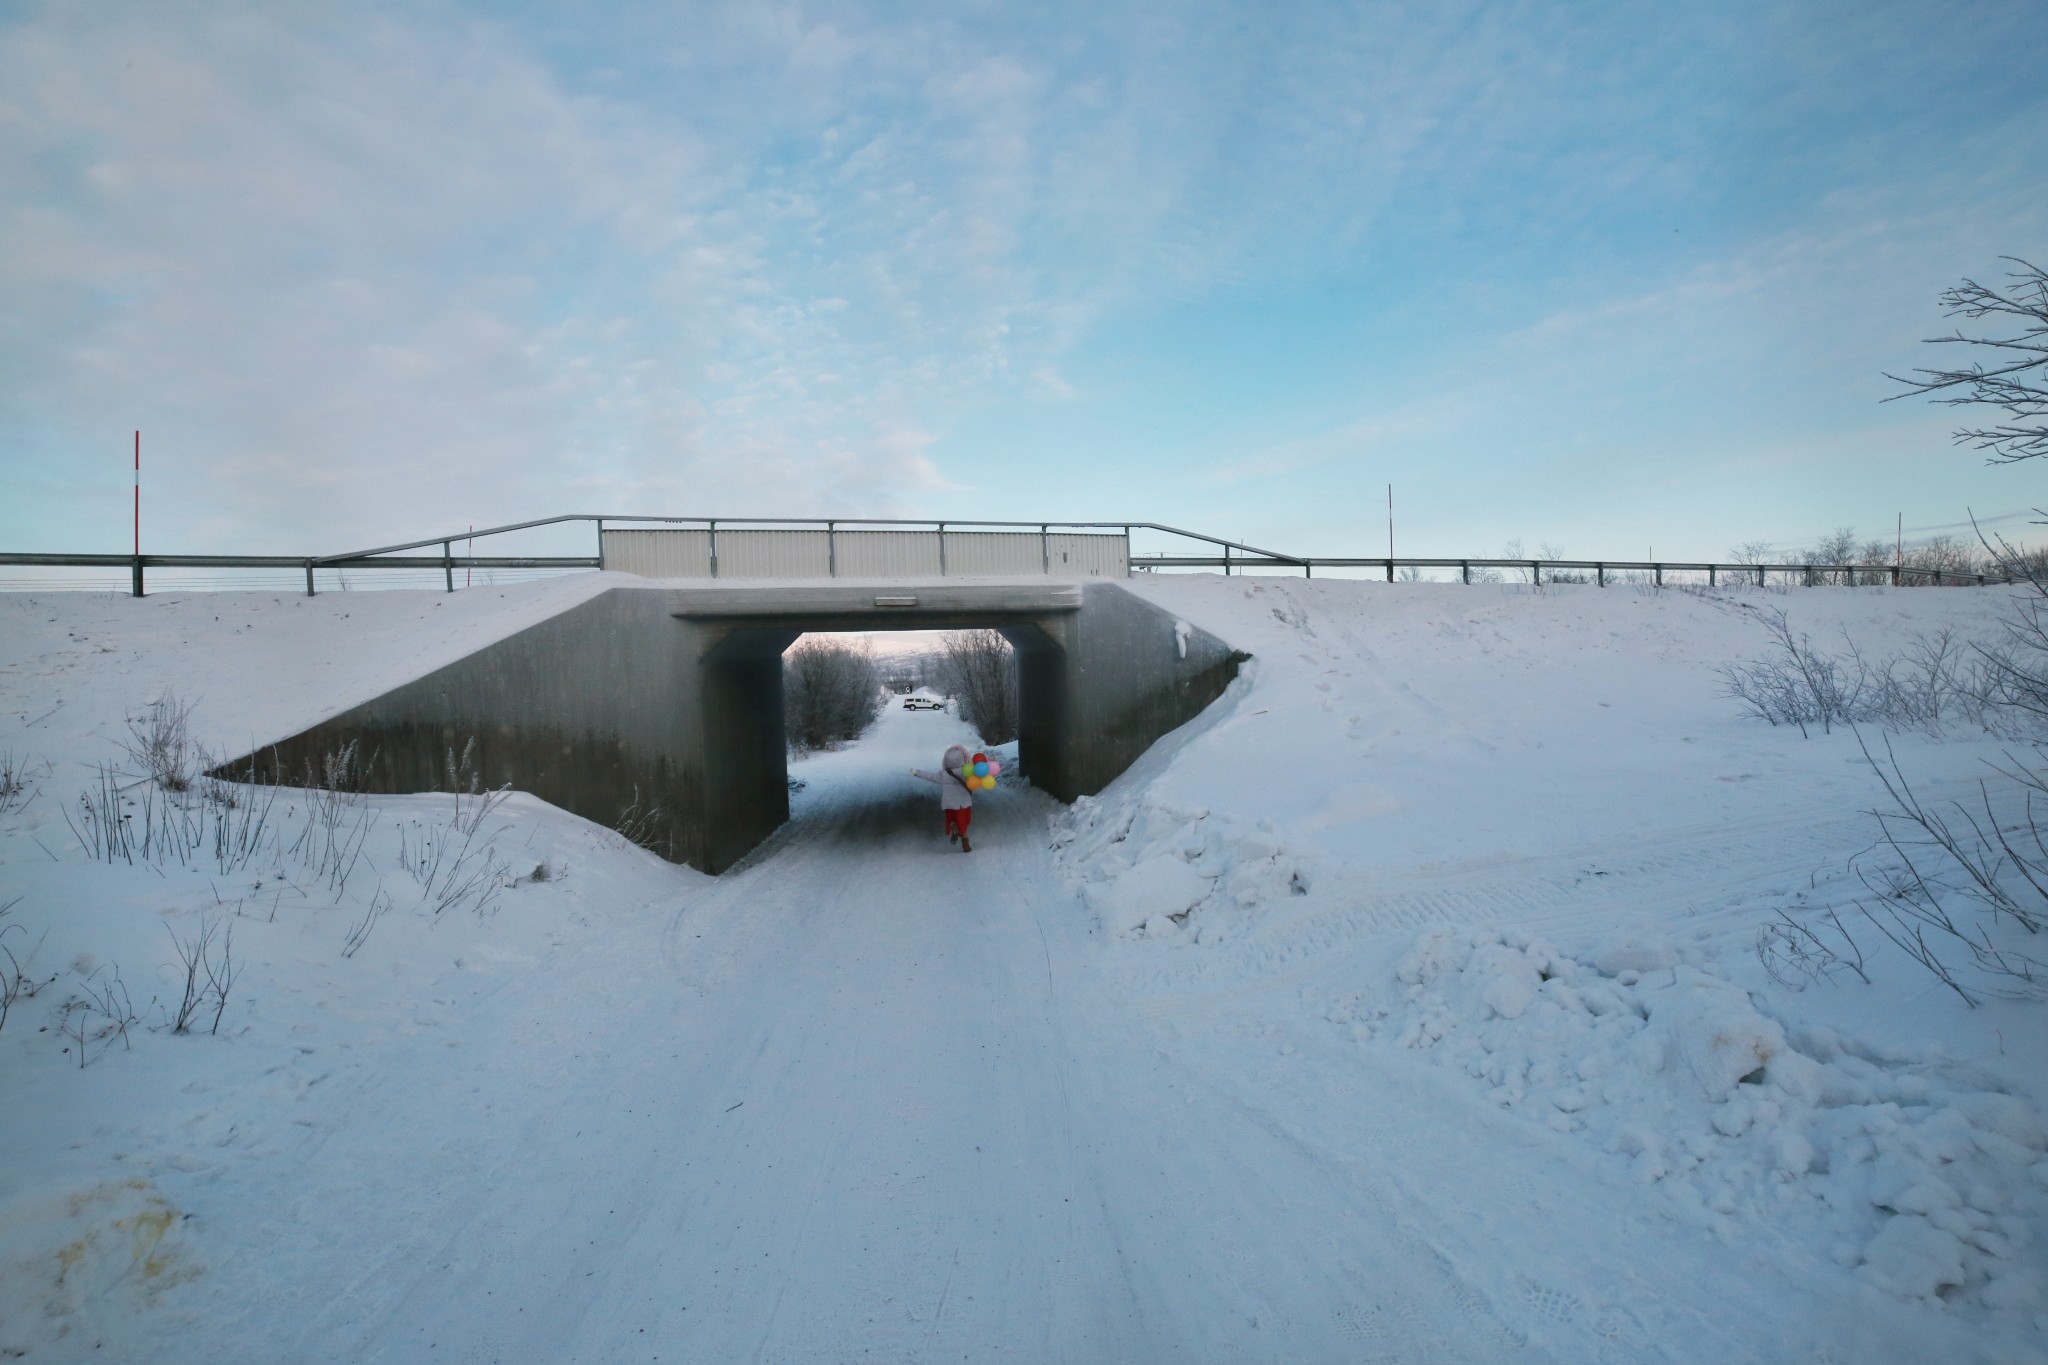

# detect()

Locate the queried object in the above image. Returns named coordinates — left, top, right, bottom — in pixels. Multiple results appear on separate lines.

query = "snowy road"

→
left=151, top=706, right=1538, bottom=1363
left=7, top=581, right=2041, bottom=1362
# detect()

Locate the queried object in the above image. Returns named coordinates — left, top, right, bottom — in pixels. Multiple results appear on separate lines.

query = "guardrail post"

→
left=1041, top=524, right=1050, bottom=574
left=1654, top=563, right=1663, bottom=587
left=827, top=521, right=837, bottom=577
left=938, top=523, right=947, bottom=576
left=1303, top=561, right=1312, bottom=579
left=709, top=521, right=719, bottom=579
left=1597, top=561, right=1606, bottom=586
left=131, top=555, right=144, bottom=597
left=1385, top=559, right=1393, bottom=583
left=1531, top=560, right=1541, bottom=587
left=1223, top=544, right=1231, bottom=576
left=305, top=561, right=316, bottom=597
left=1756, top=564, right=1765, bottom=588
left=1709, top=565, right=1717, bottom=587
left=595, top=518, right=605, bottom=571
left=1461, top=560, right=1470, bottom=584
left=1891, top=565, right=1899, bottom=587
left=443, top=541, right=454, bottom=592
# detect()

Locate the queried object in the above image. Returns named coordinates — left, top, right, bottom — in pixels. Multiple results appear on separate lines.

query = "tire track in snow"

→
left=1120, top=810, right=1873, bottom=1014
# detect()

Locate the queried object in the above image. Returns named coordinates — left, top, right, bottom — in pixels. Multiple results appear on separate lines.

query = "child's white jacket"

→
left=911, top=744, right=974, bottom=810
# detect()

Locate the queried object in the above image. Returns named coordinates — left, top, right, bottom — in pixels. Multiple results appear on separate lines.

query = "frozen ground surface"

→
left=1, top=575, right=2045, bottom=1362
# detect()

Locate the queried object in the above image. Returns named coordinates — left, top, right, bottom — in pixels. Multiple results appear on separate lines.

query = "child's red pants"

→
left=944, top=808, right=973, bottom=838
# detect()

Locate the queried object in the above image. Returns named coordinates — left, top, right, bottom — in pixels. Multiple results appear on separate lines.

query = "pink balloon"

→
left=987, top=762, right=1001, bottom=776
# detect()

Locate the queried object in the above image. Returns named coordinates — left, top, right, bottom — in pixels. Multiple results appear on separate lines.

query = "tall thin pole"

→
left=1896, top=513, right=1902, bottom=569
left=131, top=430, right=143, bottom=597
left=1387, top=483, right=1393, bottom=561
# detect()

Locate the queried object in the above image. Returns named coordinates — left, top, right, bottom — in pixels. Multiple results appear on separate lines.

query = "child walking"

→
left=911, top=743, right=975, bottom=852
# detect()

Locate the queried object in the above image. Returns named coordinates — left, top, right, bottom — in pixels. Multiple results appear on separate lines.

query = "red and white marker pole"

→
left=131, top=430, right=143, bottom=597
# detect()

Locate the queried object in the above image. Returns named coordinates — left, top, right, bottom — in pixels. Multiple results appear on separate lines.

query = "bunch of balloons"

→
left=960, top=752, right=1001, bottom=792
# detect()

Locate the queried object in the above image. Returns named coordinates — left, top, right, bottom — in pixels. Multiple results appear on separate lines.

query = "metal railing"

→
left=1133, top=553, right=2005, bottom=588
left=0, top=514, right=2012, bottom=594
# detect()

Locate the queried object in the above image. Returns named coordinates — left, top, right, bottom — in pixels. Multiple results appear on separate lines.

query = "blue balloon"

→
left=974, top=761, right=989, bottom=776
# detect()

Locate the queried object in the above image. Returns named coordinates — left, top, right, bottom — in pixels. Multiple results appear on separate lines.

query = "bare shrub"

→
left=444, top=738, right=512, bottom=836
left=202, top=765, right=282, bottom=874
left=68, top=755, right=286, bottom=875
left=1967, top=596, right=2048, bottom=730
left=0, top=753, right=40, bottom=817
left=784, top=636, right=883, bottom=753
left=341, top=886, right=391, bottom=959
left=121, top=692, right=197, bottom=792
left=1721, top=608, right=1994, bottom=736
left=0, top=902, right=58, bottom=1035
left=614, top=786, right=669, bottom=854
left=63, top=967, right=140, bottom=1066
left=1803, top=526, right=1860, bottom=585
left=1498, top=539, right=1532, bottom=584
left=1900, top=534, right=1984, bottom=584
left=66, top=762, right=139, bottom=863
left=1537, top=542, right=1589, bottom=584
left=1757, top=905, right=1869, bottom=988
left=936, top=629, right=1018, bottom=746
left=396, top=812, right=506, bottom=918
left=1720, top=608, right=1869, bottom=736
left=1985, top=528, right=2048, bottom=588
left=283, top=745, right=378, bottom=893
left=1835, top=735, right=2048, bottom=1005
left=166, top=916, right=238, bottom=1034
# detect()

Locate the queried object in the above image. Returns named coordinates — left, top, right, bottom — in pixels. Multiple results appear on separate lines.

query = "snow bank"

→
left=1335, top=926, right=2048, bottom=1310
left=1054, top=794, right=1312, bottom=942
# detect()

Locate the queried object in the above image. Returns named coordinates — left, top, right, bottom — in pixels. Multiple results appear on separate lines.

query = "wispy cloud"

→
left=1204, top=412, right=1442, bottom=487
left=3, top=0, right=2043, bottom=557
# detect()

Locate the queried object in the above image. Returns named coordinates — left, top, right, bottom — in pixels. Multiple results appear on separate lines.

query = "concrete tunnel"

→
left=225, top=579, right=1247, bottom=874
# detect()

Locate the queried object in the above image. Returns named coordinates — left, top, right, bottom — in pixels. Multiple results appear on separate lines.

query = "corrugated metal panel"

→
left=1046, top=534, right=1128, bottom=578
left=601, top=527, right=1130, bottom=579
left=716, top=531, right=833, bottom=579
left=602, top=529, right=712, bottom=578
left=942, top=532, right=1046, bottom=576
left=834, top=531, right=944, bottom=577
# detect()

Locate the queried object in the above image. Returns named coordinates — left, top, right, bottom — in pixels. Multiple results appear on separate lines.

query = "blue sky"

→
left=2, top=0, right=2043, bottom=560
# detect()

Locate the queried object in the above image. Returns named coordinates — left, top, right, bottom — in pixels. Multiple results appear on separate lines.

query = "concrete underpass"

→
left=231, top=579, right=1246, bottom=872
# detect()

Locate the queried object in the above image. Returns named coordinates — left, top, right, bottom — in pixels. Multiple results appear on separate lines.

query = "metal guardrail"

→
left=0, top=551, right=599, bottom=596
left=1131, top=554, right=2004, bottom=587
left=0, top=514, right=2011, bottom=594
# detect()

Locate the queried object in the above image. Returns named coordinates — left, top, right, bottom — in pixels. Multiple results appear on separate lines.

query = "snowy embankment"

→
left=1, top=574, right=2045, bottom=1363
left=1073, top=576, right=2048, bottom=1338
left=0, top=579, right=694, bottom=1358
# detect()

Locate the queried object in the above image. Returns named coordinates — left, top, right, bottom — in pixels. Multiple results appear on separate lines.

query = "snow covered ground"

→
left=1, top=575, right=2044, bottom=1362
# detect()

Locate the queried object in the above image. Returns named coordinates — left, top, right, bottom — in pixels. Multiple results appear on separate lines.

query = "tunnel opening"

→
left=768, top=628, right=1029, bottom=863
left=706, top=621, right=1058, bottom=874
left=783, top=629, right=1019, bottom=757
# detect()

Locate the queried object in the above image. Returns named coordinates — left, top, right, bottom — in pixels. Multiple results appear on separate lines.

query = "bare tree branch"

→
left=1885, top=257, right=2048, bottom=464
